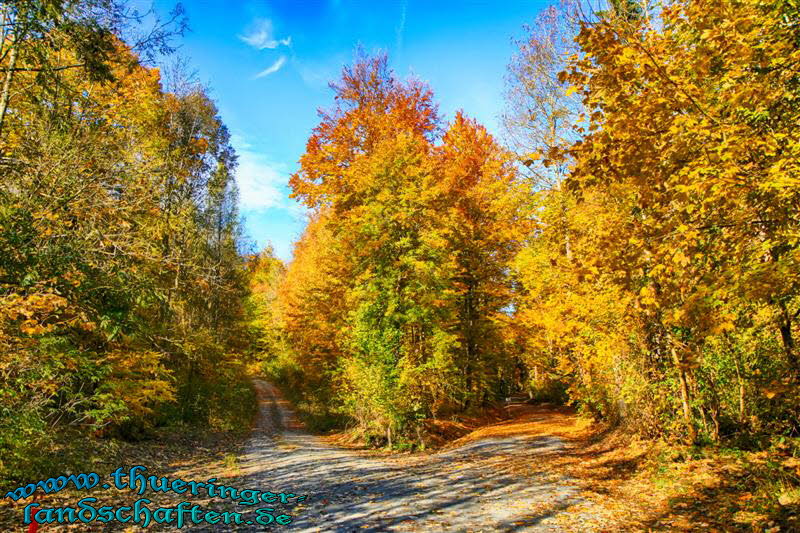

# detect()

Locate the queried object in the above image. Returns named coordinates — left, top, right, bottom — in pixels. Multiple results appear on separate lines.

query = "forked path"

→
left=221, top=380, right=611, bottom=532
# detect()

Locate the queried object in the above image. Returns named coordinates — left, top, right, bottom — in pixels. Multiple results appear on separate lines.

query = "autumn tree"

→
left=0, top=5, right=247, bottom=483
left=502, top=1, right=634, bottom=416
left=0, top=0, right=185, bottom=142
left=273, top=212, right=351, bottom=424
left=260, top=54, right=528, bottom=443
left=434, top=113, right=528, bottom=407
left=506, top=0, right=800, bottom=440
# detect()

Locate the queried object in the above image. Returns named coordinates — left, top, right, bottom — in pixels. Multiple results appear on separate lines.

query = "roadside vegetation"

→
left=0, top=0, right=256, bottom=490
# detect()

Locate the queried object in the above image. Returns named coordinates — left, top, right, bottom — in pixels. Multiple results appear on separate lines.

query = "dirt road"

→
left=192, top=379, right=615, bottom=532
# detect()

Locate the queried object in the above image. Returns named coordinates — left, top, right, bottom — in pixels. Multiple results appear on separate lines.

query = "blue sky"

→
left=153, top=0, right=549, bottom=260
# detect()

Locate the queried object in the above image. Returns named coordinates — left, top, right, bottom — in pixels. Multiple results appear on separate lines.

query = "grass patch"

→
left=0, top=364, right=257, bottom=531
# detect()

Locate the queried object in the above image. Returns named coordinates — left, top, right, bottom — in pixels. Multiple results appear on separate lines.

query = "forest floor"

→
left=2, top=379, right=796, bottom=531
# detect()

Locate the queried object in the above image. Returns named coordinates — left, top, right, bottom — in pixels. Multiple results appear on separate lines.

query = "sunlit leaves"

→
left=0, top=14, right=245, bottom=483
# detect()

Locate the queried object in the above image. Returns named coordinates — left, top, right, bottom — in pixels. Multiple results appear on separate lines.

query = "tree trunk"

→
left=0, top=34, right=19, bottom=142
left=669, top=339, right=696, bottom=443
left=778, top=300, right=797, bottom=370
left=710, top=406, right=720, bottom=442
left=732, top=349, right=746, bottom=423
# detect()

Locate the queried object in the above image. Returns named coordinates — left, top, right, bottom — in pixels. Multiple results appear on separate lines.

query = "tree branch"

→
left=0, top=63, right=85, bottom=73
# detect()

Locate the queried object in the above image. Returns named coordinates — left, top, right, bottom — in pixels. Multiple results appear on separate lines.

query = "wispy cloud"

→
left=285, top=200, right=309, bottom=223
left=231, top=135, right=309, bottom=214
left=233, top=140, right=287, bottom=210
left=230, top=135, right=309, bottom=261
left=240, top=19, right=291, bottom=79
left=254, top=56, right=287, bottom=79
left=295, top=54, right=348, bottom=89
left=240, top=19, right=291, bottom=50
left=396, top=0, right=407, bottom=54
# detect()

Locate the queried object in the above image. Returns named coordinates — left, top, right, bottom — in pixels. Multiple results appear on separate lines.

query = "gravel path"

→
left=195, top=380, right=605, bottom=532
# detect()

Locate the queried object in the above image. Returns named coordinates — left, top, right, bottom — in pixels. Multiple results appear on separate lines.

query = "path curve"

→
left=199, top=380, right=606, bottom=532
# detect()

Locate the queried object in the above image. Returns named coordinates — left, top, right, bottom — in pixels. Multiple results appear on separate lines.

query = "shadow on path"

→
left=192, top=380, right=606, bottom=532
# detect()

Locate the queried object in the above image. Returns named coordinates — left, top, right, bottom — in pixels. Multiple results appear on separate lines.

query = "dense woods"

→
left=255, top=0, right=800, bottom=453
left=0, top=0, right=250, bottom=485
left=254, top=55, right=528, bottom=443
left=2, top=0, right=799, bottom=519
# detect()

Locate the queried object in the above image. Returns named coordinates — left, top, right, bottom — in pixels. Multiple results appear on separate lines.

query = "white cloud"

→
left=234, top=146, right=287, bottom=210
left=254, top=56, right=287, bottom=79
left=229, top=134, right=311, bottom=261
left=230, top=136, right=310, bottom=220
left=240, top=19, right=291, bottom=50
